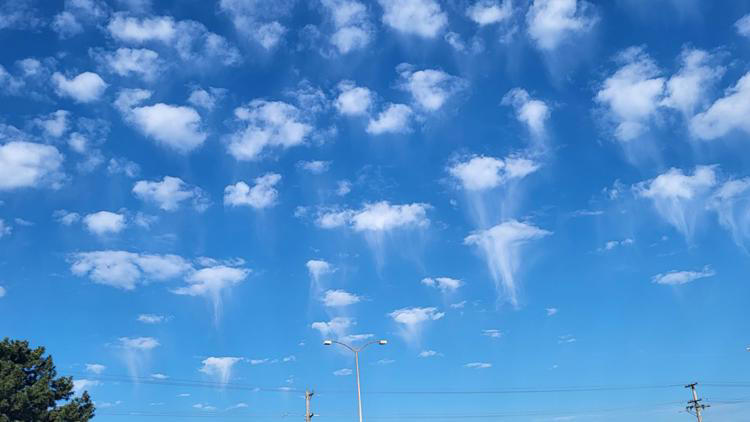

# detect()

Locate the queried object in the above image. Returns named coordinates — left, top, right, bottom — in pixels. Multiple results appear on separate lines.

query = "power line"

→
left=685, top=383, right=709, bottom=422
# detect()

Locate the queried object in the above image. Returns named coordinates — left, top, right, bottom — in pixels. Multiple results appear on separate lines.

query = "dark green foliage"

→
left=0, top=338, right=95, bottom=421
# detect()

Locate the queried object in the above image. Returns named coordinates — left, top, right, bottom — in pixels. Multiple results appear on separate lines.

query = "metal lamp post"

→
left=323, top=339, right=387, bottom=422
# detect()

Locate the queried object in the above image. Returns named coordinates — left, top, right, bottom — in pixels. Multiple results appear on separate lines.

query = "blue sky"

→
left=2, top=0, right=750, bottom=420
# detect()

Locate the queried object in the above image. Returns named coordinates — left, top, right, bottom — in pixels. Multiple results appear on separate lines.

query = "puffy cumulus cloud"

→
left=218, top=0, right=293, bottom=50
left=464, top=220, right=551, bottom=307
left=223, top=173, right=281, bottom=209
left=366, top=104, right=412, bottom=135
left=306, top=259, right=335, bottom=284
left=0, top=0, right=43, bottom=30
left=311, top=316, right=355, bottom=339
left=421, top=277, right=462, bottom=293
left=0, top=141, right=64, bottom=191
left=119, top=336, right=160, bottom=350
left=710, top=178, right=750, bottom=248
left=635, top=165, right=717, bottom=241
left=199, top=357, right=242, bottom=385
left=378, top=0, right=447, bottom=38
left=72, top=379, right=100, bottom=395
left=736, top=14, right=750, bottom=37
left=188, top=87, right=225, bottom=111
left=388, top=307, right=444, bottom=342
left=651, top=266, right=715, bottom=285
left=70, top=251, right=192, bottom=290
left=133, top=176, right=210, bottom=212
left=596, top=47, right=665, bottom=142
left=35, top=110, right=70, bottom=138
left=54, top=210, right=81, bottom=226
left=107, top=14, right=241, bottom=66
left=52, top=71, right=108, bottom=103
left=335, top=81, right=373, bottom=116
left=107, top=158, right=140, bottom=178
left=322, top=289, right=361, bottom=307
left=336, top=180, right=352, bottom=196
left=83, top=211, right=126, bottom=235
left=227, top=100, right=313, bottom=161
left=526, top=0, right=596, bottom=51
left=322, top=0, right=374, bottom=54
left=95, top=48, right=162, bottom=81
left=172, top=266, right=250, bottom=325
left=661, top=49, right=723, bottom=117
left=449, top=155, right=539, bottom=191
left=598, top=238, right=634, bottom=252
left=467, top=0, right=512, bottom=26
left=316, top=202, right=430, bottom=232
left=502, top=88, right=550, bottom=138
left=465, top=362, right=492, bottom=369
left=52, top=0, right=109, bottom=39
left=398, top=65, right=467, bottom=112
left=690, top=72, right=750, bottom=140
left=298, top=160, right=330, bottom=174
left=115, top=89, right=206, bottom=153
left=85, top=363, right=106, bottom=374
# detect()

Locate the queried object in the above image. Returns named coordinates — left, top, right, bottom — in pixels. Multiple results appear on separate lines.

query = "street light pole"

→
left=323, top=339, right=387, bottom=422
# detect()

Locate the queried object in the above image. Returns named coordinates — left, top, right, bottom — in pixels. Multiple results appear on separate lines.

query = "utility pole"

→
left=685, top=383, right=709, bottom=422
left=305, top=389, right=315, bottom=422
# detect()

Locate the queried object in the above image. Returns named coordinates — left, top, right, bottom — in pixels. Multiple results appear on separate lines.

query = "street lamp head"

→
left=323, top=340, right=333, bottom=346
left=378, top=339, right=388, bottom=345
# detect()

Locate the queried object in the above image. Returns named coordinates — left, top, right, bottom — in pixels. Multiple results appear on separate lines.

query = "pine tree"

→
left=0, top=338, right=95, bottom=421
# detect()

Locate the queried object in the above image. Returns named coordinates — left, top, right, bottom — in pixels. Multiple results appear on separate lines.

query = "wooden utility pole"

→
left=305, top=389, right=315, bottom=422
left=685, top=383, right=709, bottom=421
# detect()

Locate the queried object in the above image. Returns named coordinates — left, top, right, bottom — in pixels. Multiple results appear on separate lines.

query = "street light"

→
left=323, top=339, right=387, bottom=422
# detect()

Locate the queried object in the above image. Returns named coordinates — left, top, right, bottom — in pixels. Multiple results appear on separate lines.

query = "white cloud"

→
left=710, top=178, right=750, bottom=248
left=596, top=47, right=664, bottom=141
left=467, top=0, right=512, bottom=26
left=333, top=368, right=352, bottom=376
left=450, top=301, right=466, bottom=309
left=322, top=289, right=361, bottom=307
left=173, top=266, right=250, bottom=324
left=389, top=307, right=444, bottom=342
left=36, top=110, right=69, bottom=138
left=0, top=218, right=11, bottom=238
left=690, top=72, right=750, bottom=140
left=253, top=21, right=286, bottom=49
left=298, top=160, right=330, bottom=174
left=117, top=90, right=207, bottom=153
left=133, top=176, right=210, bottom=212
left=227, top=100, right=313, bottom=160
left=52, top=0, right=109, bottom=39
left=398, top=66, right=467, bottom=112
left=317, top=202, right=430, bottom=232
left=465, top=362, right=492, bottom=369
left=54, top=210, right=81, bottom=225
left=193, top=403, right=217, bottom=411
left=418, top=350, right=440, bottom=358
left=546, top=307, right=558, bottom=316
left=322, top=0, right=374, bottom=54
left=151, top=373, right=168, bottom=380
left=558, top=334, right=576, bottom=344
left=311, top=316, right=354, bottom=339
left=85, top=363, right=106, bottom=374
left=107, top=14, right=175, bottom=43
left=98, top=48, right=162, bottom=81
left=52, top=71, right=107, bottom=103
left=482, top=329, right=503, bottom=338
left=366, top=104, right=412, bottom=134
left=336, top=180, right=352, bottom=196
left=83, top=211, right=126, bottom=235
left=661, top=49, right=723, bottom=116
left=635, top=165, right=717, bottom=241
left=248, top=358, right=268, bottom=365
left=736, top=14, right=750, bottom=37
left=449, top=155, right=539, bottom=191
left=0, top=286, right=5, bottom=298
left=224, top=173, right=281, bottom=209
left=335, top=81, right=373, bottom=116
left=137, top=314, right=168, bottom=324
left=188, top=88, right=224, bottom=111
left=218, top=0, right=293, bottom=49
left=119, top=336, right=160, bottom=350
left=599, top=238, right=634, bottom=252
left=378, top=0, right=447, bottom=38
left=421, top=277, right=462, bottom=293
left=464, top=220, right=551, bottom=307
left=307, top=259, right=334, bottom=283
left=70, top=251, right=192, bottom=290
left=0, top=142, right=64, bottom=190
left=73, top=379, right=100, bottom=395
left=652, top=266, right=715, bottom=285
left=199, top=357, right=242, bottom=384
left=526, top=0, right=596, bottom=51
left=107, top=158, right=140, bottom=178
left=502, top=88, right=550, bottom=137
